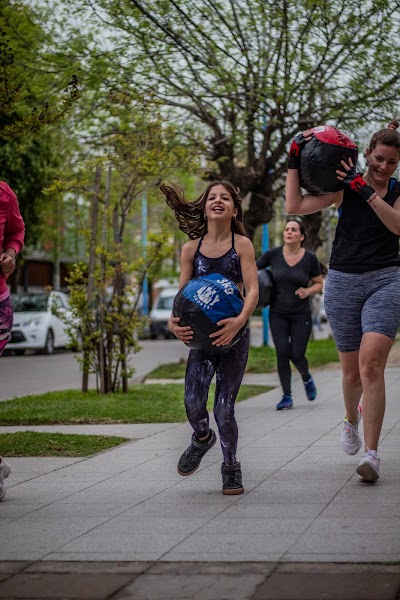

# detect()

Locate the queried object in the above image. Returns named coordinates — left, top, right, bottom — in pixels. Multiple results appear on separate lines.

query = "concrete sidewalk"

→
left=1, top=366, right=400, bottom=598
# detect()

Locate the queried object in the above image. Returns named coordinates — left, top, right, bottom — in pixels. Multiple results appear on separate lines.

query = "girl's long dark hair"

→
left=160, top=180, right=247, bottom=239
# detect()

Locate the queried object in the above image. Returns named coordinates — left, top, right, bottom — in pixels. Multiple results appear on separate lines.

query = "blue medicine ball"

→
left=173, top=273, right=245, bottom=353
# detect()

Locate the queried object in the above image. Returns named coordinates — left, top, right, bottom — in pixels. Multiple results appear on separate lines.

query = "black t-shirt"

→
left=330, top=177, right=400, bottom=273
left=256, top=246, right=321, bottom=315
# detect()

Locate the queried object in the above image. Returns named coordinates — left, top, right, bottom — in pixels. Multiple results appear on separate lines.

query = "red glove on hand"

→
left=341, top=165, right=376, bottom=203
left=288, top=133, right=308, bottom=169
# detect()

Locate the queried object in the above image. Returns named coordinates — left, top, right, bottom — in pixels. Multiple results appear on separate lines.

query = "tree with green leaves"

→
left=61, top=95, right=201, bottom=393
left=0, top=2, right=78, bottom=262
left=69, top=0, right=400, bottom=247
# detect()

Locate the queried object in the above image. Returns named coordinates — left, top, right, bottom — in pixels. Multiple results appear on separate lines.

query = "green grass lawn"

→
left=247, top=338, right=339, bottom=373
left=147, top=338, right=339, bottom=379
left=0, top=383, right=272, bottom=425
left=0, top=431, right=129, bottom=457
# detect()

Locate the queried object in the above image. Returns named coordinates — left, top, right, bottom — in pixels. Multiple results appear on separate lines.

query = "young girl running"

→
left=286, top=121, right=400, bottom=482
left=160, top=181, right=258, bottom=494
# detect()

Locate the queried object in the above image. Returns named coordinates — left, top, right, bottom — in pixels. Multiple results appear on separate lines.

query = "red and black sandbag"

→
left=299, top=125, right=358, bottom=195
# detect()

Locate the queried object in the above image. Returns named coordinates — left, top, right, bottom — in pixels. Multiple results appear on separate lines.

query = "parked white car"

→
left=149, top=287, right=179, bottom=339
left=7, top=291, right=73, bottom=355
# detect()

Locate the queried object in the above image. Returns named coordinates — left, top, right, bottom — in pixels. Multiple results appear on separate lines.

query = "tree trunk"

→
left=82, top=166, right=101, bottom=393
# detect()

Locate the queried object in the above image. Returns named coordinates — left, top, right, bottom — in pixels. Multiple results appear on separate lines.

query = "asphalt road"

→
left=0, top=321, right=330, bottom=402
left=0, top=339, right=190, bottom=401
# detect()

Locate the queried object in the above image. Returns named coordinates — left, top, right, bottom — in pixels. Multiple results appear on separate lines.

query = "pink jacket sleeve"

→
left=0, top=182, right=25, bottom=254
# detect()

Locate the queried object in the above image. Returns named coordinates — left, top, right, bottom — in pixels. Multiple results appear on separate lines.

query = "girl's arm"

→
left=286, top=169, right=342, bottom=215
left=168, top=241, right=195, bottom=342
left=237, top=236, right=259, bottom=322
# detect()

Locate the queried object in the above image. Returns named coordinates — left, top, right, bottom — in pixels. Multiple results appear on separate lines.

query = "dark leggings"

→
left=184, top=328, right=249, bottom=465
left=269, top=311, right=312, bottom=395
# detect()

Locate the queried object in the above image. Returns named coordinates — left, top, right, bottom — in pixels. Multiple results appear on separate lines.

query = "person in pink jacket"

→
left=0, top=181, right=25, bottom=501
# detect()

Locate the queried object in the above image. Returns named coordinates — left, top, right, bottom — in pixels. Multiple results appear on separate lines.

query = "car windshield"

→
left=157, top=295, right=175, bottom=310
left=11, top=294, right=49, bottom=312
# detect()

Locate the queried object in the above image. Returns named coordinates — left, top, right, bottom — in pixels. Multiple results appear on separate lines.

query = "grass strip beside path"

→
left=0, top=431, right=129, bottom=457
left=147, top=339, right=340, bottom=379
left=0, top=384, right=271, bottom=425
left=247, top=338, right=339, bottom=373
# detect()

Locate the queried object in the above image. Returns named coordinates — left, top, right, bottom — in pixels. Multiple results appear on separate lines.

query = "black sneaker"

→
left=177, top=430, right=217, bottom=476
left=221, top=461, right=244, bottom=495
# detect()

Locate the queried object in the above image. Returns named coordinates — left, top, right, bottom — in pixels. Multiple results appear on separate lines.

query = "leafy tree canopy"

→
left=64, top=0, right=400, bottom=244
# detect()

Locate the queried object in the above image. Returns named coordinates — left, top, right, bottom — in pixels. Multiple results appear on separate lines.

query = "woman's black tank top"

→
left=193, top=232, right=243, bottom=283
left=330, top=177, right=400, bottom=273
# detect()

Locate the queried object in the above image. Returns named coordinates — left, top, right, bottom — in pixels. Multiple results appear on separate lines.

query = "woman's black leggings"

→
left=184, top=328, right=249, bottom=465
left=269, top=311, right=312, bottom=395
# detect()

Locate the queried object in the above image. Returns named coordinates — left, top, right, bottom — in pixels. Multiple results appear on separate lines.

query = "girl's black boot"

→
left=221, top=461, right=244, bottom=495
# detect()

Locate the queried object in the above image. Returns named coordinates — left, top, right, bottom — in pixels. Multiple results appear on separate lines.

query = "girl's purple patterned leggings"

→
left=0, top=296, right=13, bottom=356
left=184, top=328, right=250, bottom=465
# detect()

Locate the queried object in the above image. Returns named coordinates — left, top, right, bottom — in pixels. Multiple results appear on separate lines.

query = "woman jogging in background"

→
left=160, top=180, right=258, bottom=495
left=256, top=218, right=323, bottom=410
left=286, top=120, right=400, bottom=482
left=0, top=181, right=25, bottom=501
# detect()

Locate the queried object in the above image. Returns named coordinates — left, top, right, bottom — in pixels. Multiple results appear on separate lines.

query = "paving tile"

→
left=289, top=532, right=400, bottom=555
left=147, top=562, right=275, bottom=574
left=44, top=552, right=165, bottom=561
left=277, top=563, right=400, bottom=573
left=306, top=517, right=400, bottom=535
left=57, top=532, right=190, bottom=555
left=253, top=572, right=400, bottom=600
left=0, top=573, right=134, bottom=599
left=169, top=533, right=299, bottom=555
left=197, top=517, right=312, bottom=535
left=83, top=515, right=210, bottom=535
left=24, top=561, right=151, bottom=574
left=322, top=501, right=400, bottom=518
left=28, top=502, right=132, bottom=518
left=5, top=481, right=94, bottom=504
left=0, top=516, right=110, bottom=559
left=114, top=574, right=265, bottom=600
left=160, top=552, right=283, bottom=562
left=122, top=500, right=225, bottom=518
left=0, top=505, right=48, bottom=518
left=0, top=562, right=31, bottom=574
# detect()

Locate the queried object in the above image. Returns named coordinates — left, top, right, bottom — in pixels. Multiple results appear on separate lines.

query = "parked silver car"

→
left=149, top=287, right=179, bottom=339
left=7, top=291, right=73, bottom=355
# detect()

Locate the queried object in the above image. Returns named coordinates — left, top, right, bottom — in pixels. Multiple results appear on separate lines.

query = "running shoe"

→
left=177, top=429, right=217, bottom=476
left=304, top=376, right=317, bottom=401
left=341, top=405, right=362, bottom=455
left=276, top=394, right=293, bottom=410
left=357, top=450, right=380, bottom=482
left=0, top=459, right=10, bottom=502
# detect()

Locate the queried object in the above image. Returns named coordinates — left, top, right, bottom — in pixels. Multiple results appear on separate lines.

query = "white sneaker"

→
left=0, top=459, right=11, bottom=501
left=357, top=450, right=380, bottom=482
left=341, top=405, right=362, bottom=455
